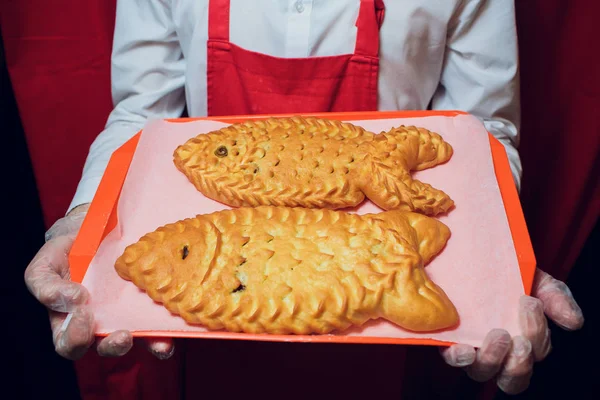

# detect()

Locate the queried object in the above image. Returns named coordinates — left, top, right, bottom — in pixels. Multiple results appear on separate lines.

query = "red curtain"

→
left=515, top=0, right=600, bottom=282
left=2, top=1, right=598, bottom=399
left=1, top=0, right=116, bottom=228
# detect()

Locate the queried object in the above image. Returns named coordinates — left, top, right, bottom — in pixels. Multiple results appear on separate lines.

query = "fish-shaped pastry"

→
left=173, top=117, right=454, bottom=216
left=115, top=206, right=458, bottom=334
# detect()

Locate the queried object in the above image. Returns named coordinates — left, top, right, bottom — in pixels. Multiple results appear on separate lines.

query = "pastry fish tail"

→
left=371, top=211, right=458, bottom=331
left=381, top=264, right=459, bottom=332
left=356, top=126, right=454, bottom=215
left=382, top=125, right=453, bottom=171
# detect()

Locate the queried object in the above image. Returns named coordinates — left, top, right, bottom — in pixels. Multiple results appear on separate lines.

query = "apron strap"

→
left=209, top=0, right=231, bottom=41
left=354, top=0, right=385, bottom=58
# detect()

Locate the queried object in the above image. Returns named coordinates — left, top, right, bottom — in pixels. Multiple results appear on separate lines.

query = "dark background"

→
left=2, top=37, right=82, bottom=399
left=2, top=6, right=598, bottom=399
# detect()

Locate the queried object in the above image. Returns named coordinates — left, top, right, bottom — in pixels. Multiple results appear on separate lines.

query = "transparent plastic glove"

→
left=24, top=204, right=175, bottom=360
left=440, top=267, right=584, bottom=394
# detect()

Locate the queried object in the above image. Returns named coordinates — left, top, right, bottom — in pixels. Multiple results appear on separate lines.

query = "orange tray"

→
left=69, top=110, right=536, bottom=346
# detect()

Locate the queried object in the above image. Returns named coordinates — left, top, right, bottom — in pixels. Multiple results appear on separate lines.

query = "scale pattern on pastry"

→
left=173, top=117, right=454, bottom=215
left=115, top=206, right=459, bottom=334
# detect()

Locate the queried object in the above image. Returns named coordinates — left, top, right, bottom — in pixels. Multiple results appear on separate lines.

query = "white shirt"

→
left=69, top=0, right=522, bottom=213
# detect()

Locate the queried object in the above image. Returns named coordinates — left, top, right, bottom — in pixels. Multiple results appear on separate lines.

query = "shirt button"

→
left=295, top=1, right=305, bottom=13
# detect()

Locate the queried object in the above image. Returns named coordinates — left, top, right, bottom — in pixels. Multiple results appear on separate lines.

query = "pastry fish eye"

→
left=214, top=146, right=228, bottom=157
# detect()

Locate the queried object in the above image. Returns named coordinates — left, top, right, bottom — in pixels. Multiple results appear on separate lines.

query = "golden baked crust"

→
left=115, top=207, right=458, bottom=334
left=173, top=117, right=454, bottom=216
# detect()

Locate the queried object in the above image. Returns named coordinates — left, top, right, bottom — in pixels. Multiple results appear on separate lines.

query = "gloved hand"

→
left=440, top=267, right=584, bottom=394
left=24, top=204, right=175, bottom=360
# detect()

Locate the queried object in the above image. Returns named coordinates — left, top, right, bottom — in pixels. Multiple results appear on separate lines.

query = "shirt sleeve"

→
left=67, top=0, right=186, bottom=214
left=430, top=0, right=522, bottom=192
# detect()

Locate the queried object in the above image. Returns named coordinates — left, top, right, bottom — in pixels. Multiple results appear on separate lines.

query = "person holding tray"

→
left=23, top=0, right=584, bottom=398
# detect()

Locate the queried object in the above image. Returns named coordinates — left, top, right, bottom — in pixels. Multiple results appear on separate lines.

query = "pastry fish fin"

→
left=371, top=210, right=451, bottom=265
left=357, top=156, right=454, bottom=215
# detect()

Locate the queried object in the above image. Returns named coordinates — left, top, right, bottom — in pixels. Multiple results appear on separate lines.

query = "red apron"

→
left=75, top=1, right=497, bottom=398
left=206, top=0, right=384, bottom=115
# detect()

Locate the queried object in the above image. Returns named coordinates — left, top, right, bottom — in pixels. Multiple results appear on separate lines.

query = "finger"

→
left=30, top=235, right=75, bottom=278
left=496, top=336, right=534, bottom=395
left=45, top=210, right=88, bottom=241
left=439, top=344, right=476, bottom=367
left=97, top=331, right=134, bottom=357
left=49, top=308, right=96, bottom=360
left=24, top=238, right=89, bottom=313
left=29, top=276, right=88, bottom=313
left=465, top=329, right=512, bottom=382
left=144, top=337, right=176, bottom=360
left=519, top=296, right=552, bottom=361
left=532, top=268, right=584, bottom=330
